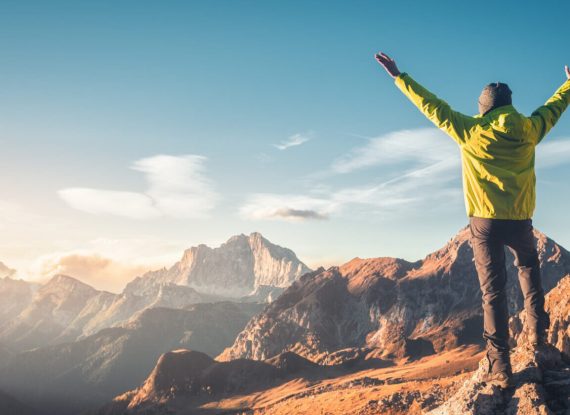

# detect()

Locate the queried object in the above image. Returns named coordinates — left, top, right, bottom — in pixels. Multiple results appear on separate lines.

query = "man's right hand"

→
left=566, top=65, right=570, bottom=80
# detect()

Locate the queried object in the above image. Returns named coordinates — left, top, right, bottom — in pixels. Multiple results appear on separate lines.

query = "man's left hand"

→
left=375, top=52, right=401, bottom=79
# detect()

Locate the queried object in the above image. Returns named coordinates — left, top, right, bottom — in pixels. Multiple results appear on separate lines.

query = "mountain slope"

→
left=0, top=276, right=38, bottom=331
left=0, top=302, right=263, bottom=414
left=99, top=349, right=324, bottom=415
left=125, top=232, right=311, bottom=298
left=219, top=227, right=570, bottom=362
left=0, top=275, right=103, bottom=350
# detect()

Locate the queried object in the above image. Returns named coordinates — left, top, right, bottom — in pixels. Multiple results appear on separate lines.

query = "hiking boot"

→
left=485, top=352, right=513, bottom=389
left=485, top=370, right=514, bottom=389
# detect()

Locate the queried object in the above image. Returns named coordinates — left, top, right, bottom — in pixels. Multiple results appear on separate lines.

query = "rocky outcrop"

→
left=124, top=232, right=311, bottom=298
left=511, top=274, right=570, bottom=360
left=427, top=343, right=569, bottom=414
left=219, top=227, right=570, bottom=363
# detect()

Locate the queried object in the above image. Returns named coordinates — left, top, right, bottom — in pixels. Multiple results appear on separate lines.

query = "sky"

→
left=2, top=0, right=570, bottom=292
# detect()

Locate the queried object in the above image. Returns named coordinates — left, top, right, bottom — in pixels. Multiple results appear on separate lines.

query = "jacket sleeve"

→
left=394, top=73, right=477, bottom=145
left=529, top=79, right=570, bottom=145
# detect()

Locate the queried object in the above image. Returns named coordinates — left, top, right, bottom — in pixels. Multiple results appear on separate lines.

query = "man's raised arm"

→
left=375, top=52, right=476, bottom=146
left=529, top=66, right=570, bottom=145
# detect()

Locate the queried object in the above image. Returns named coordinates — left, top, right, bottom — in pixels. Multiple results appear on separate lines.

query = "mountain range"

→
left=99, top=226, right=570, bottom=414
left=219, top=227, right=570, bottom=362
left=4, top=228, right=570, bottom=414
left=0, top=232, right=310, bottom=352
left=0, top=232, right=309, bottom=414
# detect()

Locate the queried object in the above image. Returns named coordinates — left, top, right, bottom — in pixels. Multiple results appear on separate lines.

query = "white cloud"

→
left=33, top=252, right=151, bottom=293
left=242, top=128, right=463, bottom=222
left=27, top=237, right=187, bottom=292
left=240, top=194, right=334, bottom=222
left=58, top=155, right=219, bottom=219
left=274, top=133, right=312, bottom=150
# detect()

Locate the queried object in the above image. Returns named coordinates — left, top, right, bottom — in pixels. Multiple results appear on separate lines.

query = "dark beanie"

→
left=478, top=82, right=512, bottom=115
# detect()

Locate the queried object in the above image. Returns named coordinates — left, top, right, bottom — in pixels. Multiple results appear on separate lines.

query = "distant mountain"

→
left=0, top=275, right=221, bottom=351
left=77, top=282, right=223, bottom=339
left=0, top=302, right=263, bottom=415
left=0, top=276, right=38, bottom=331
left=219, top=227, right=570, bottom=363
left=0, top=233, right=308, bottom=352
left=125, top=232, right=311, bottom=298
left=0, top=275, right=108, bottom=350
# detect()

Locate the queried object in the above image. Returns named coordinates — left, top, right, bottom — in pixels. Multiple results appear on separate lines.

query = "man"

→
left=374, top=52, right=570, bottom=388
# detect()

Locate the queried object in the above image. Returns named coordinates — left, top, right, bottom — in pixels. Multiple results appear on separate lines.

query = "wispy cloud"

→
left=536, top=137, right=570, bottom=169
left=274, top=133, right=312, bottom=150
left=242, top=128, right=463, bottom=222
left=59, top=155, right=219, bottom=219
left=240, top=161, right=462, bottom=222
left=331, top=128, right=457, bottom=174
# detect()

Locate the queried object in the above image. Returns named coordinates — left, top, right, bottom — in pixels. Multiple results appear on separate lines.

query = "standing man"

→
left=375, top=52, right=570, bottom=388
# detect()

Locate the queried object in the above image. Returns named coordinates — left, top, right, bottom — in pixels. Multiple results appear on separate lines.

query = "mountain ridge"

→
left=218, top=226, right=570, bottom=362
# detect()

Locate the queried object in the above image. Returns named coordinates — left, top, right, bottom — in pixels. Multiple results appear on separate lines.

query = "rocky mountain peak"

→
left=43, top=274, right=98, bottom=296
left=125, top=232, right=311, bottom=299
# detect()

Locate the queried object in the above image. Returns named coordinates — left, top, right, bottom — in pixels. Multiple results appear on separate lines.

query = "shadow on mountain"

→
left=97, top=347, right=399, bottom=415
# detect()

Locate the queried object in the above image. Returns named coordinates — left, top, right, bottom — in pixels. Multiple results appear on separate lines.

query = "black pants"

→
left=469, top=217, right=550, bottom=372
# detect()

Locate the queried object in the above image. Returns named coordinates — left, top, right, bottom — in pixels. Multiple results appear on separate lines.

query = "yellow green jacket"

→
left=395, top=73, right=570, bottom=219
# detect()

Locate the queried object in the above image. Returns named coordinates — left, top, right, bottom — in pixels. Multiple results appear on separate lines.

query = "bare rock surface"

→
left=427, top=343, right=568, bottom=415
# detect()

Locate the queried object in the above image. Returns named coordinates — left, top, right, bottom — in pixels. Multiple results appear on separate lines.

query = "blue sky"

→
left=2, top=0, right=570, bottom=291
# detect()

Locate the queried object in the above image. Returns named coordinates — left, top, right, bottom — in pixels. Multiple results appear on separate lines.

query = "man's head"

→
left=478, top=82, right=512, bottom=115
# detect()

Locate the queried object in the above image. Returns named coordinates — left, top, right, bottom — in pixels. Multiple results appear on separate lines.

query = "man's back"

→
left=393, top=73, right=570, bottom=219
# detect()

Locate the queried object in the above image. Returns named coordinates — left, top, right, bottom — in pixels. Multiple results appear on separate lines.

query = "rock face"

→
left=218, top=227, right=570, bottom=363
left=426, top=341, right=569, bottom=414
left=0, top=302, right=263, bottom=414
left=125, top=232, right=311, bottom=298
left=511, top=274, right=570, bottom=359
